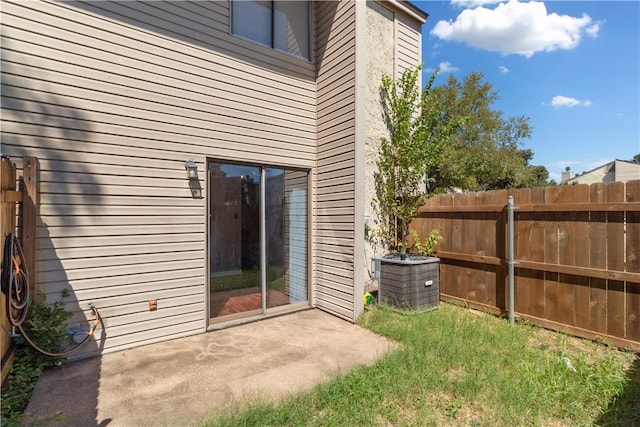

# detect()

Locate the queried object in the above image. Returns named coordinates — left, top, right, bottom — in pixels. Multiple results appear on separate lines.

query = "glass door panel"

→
left=209, top=161, right=308, bottom=321
left=265, top=168, right=308, bottom=308
left=209, top=163, right=262, bottom=318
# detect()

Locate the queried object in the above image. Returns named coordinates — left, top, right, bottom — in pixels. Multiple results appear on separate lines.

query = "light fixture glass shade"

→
left=185, top=159, right=198, bottom=180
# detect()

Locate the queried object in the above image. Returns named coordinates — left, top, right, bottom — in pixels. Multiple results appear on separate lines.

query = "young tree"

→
left=373, top=65, right=458, bottom=254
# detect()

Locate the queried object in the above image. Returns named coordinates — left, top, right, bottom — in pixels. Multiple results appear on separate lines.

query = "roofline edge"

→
left=389, top=0, right=429, bottom=23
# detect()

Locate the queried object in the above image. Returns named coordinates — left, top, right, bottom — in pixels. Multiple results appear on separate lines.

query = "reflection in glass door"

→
left=265, top=168, right=308, bottom=309
left=209, top=163, right=262, bottom=318
left=209, top=162, right=308, bottom=321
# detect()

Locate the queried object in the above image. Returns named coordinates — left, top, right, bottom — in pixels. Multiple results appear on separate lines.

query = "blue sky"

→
left=413, top=0, right=640, bottom=182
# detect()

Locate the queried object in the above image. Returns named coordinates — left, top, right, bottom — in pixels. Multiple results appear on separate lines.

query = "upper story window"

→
left=231, top=1, right=310, bottom=61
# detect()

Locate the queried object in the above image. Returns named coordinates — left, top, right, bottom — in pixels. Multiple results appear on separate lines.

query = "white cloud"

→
left=431, top=0, right=601, bottom=58
left=583, top=158, right=614, bottom=172
left=425, top=61, right=460, bottom=74
left=551, top=158, right=613, bottom=176
left=438, top=61, right=460, bottom=73
left=549, top=172, right=561, bottom=182
left=499, top=65, right=509, bottom=73
left=586, top=21, right=604, bottom=37
left=548, top=95, right=593, bottom=108
left=551, top=96, right=580, bottom=108
left=552, top=160, right=579, bottom=170
left=452, top=0, right=502, bottom=8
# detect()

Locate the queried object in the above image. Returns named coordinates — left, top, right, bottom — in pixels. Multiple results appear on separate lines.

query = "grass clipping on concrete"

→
left=206, top=303, right=639, bottom=426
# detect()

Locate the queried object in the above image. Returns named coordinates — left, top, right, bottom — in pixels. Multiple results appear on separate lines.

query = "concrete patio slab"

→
left=26, top=309, right=396, bottom=426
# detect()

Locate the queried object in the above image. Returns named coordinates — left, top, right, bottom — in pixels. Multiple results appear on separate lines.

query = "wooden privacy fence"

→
left=1, top=156, right=38, bottom=384
left=1, top=157, right=17, bottom=383
left=412, top=180, right=640, bottom=351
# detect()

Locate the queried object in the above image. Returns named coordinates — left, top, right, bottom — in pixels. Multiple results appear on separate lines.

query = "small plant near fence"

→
left=410, top=229, right=443, bottom=256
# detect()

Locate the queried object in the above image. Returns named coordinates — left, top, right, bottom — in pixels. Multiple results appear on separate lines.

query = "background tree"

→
left=632, top=153, right=640, bottom=164
left=427, top=72, right=549, bottom=192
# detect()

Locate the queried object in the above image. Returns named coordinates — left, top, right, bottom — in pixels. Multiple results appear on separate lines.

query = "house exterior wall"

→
left=567, top=160, right=640, bottom=185
left=315, top=0, right=358, bottom=320
left=615, top=160, right=640, bottom=183
left=1, top=0, right=316, bottom=359
left=395, top=8, right=423, bottom=78
left=314, top=0, right=425, bottom=320
left=363, top=2, right=424, bottom=291
left=1, top=0, right=426, bottom=356
left=364, top=1, right=395, bottom=290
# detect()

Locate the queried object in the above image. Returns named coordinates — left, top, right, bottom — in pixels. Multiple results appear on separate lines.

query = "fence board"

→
left=628, top=281, right=640, bottom=342
left=529, top=187, right=546, bottom=318
left=606, top=182, right=625, bottom=338
left=627, top=180, right=640, bottom=273
left=573, top=185, right=591, bottom=329
left=543, top=186, right=560, bottom=322
left=449, top=194, right=464, bottom=300
left=557, top=185, right=576, bottom=326
left=589, top=183, right=608, bottom=334
left=438, top=194, right=454, bottom=299
left=494, top=190, right=507, bottom=309
left=514, top=188, right=531, bottom=314
left=475, top=191, right=493, bottom=305
left=461, top=192, right=477, bottom=302
left=625, top=181, right=640, bottom=341
left=1, top=158, right=17, bottom=384
left=21, top=157, right=38, bottom=296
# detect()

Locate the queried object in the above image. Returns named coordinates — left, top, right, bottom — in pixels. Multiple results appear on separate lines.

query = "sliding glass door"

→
left=209, top=161, right=308, bottom=321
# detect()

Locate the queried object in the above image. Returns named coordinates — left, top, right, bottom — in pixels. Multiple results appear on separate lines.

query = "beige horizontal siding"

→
left=67, top=292, right=204, bottom=316
left=313, top=165, right=355, bottom=182
left=38, top=242, right=202, bottom=261
left=315, top=0, right=357, bottom=321
left=2, top=0, right=317, bottom=358
left=37, top=250, right=204, bottom=272
left=50, top=0, right=314, bottom=77
left=63, top=276, right=203, bottom=302
left=40, top=259, right=204, bottom=285
left=315, top=249, right=354, bottom=263
left=59, top=295, right=201, bottom=327
left=316, top=199, right=355, bottom=209
left=41, top=267, right=205, bottom=297
left=3, top=71, right=315, bottom=138
left=37, top=234, right=203, bottom=251
left=3, top=8, right=314, bottom=103
left=396, top=15, right=421, bottom=76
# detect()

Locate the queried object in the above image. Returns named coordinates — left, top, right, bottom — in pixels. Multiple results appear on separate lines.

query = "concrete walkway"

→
left=26, top=309, right=396, bottom=426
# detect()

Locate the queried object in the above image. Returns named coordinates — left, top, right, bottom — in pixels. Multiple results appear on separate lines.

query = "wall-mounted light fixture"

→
left=184, top=159, right=202, bottom=198
left=185, top=159, right=198, bottom=180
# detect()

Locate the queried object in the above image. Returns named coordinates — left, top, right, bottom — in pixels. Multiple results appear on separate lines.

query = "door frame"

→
left=205, top=158, right=312, bottom=329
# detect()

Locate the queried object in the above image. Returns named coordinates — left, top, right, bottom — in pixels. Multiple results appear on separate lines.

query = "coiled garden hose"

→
left=1, top=233, right=102, bottom=357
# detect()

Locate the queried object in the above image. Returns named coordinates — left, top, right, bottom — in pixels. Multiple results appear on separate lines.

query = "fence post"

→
left=21, top=157, right=38, bottom=297
left=507, top=196, right=515, bottom=324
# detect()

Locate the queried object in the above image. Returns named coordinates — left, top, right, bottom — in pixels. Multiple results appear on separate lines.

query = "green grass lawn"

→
left=204, top=303, right=639, bottom=426
left=210, top=268, right=284, bottom=292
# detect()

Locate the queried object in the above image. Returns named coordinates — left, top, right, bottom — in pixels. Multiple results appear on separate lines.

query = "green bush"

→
left=1, top=292, right=72, bottom=426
